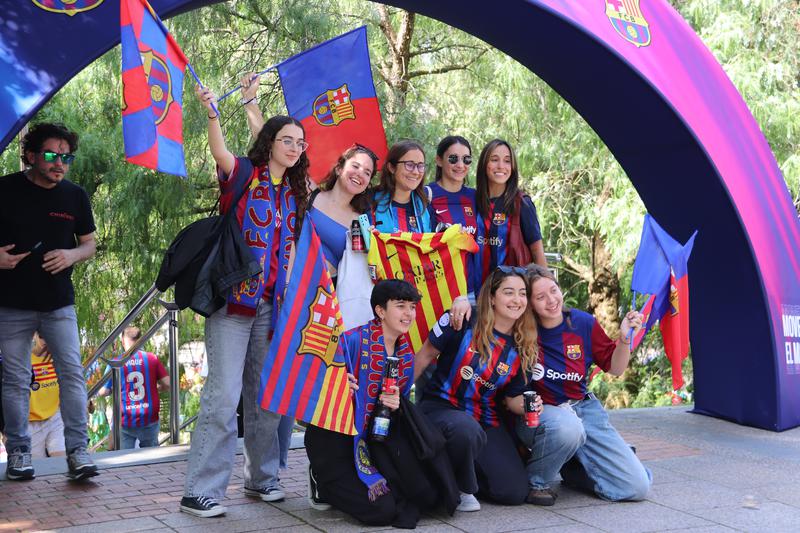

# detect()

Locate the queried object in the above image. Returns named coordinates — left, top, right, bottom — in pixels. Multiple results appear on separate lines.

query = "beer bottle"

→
left=371, top=356, right=400, bottom=442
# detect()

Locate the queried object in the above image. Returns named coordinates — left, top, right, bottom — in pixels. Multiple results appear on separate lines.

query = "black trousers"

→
left=421, top=400, right=528, bottom=505
left=305, top=423, right=438, bottom=528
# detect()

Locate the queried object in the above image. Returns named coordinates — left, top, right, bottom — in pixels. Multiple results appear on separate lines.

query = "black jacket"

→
left=155, top=177, right=260, bottom=317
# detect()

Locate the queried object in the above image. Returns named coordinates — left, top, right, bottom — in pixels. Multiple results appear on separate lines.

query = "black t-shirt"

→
left=0, top=172, right=96, bottom=311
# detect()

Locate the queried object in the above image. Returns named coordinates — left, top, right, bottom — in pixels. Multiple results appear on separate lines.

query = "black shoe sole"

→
left=180, top=505, right=227, bottom=517
left=67, top=467, right=99, bottom=481
left=7, top=471, right=35, bottom=481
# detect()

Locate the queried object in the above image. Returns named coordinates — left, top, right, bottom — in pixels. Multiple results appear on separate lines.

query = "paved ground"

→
left=2, top=406, right=800, bottom=532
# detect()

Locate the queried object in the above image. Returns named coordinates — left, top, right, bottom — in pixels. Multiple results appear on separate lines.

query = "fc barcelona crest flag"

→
left=605, top=0, right=651, bottom=48
left=277, top=26, right=388, bottom=183
left=258, top=215, right=357, bottom=436
left=120, top=0, right=189, bottom=177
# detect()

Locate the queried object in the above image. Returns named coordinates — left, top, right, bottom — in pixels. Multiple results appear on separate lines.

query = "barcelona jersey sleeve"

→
left=590, top=319, right=617, bottom=372
left=520, top=195, right=543, bottom=245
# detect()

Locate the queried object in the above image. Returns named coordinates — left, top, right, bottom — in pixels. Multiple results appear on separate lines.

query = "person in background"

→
left=474, top=139, right=547, bottom=284
left=507, top=264, right=651, bottom=505
left=28, top=333, right=65, bottom=458
left=0, top=122, right=98, bottom=481
left=98, top=327, right=169, bottom=449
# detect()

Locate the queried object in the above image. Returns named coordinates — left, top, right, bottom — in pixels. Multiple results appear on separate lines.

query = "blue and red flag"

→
left=120, top=0, right=188, bottom=177
left=258, top=217, right=356, bottom=435
left=631, top=214, right=697, bottom=390
left=278, top=26, right=388, bottom=182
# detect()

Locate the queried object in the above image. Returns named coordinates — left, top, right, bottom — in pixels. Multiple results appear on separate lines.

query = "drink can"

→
left=523, top=390, right=539, bottom=428
left=383, top=356, right=399, bottom=392
left=351, top=220, right=364, bottom=252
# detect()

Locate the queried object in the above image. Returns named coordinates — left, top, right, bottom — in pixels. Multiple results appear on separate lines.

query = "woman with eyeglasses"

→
left=182, top=85, right=310, bottom=518
left=370, top=140, right=433, bottom=233
left=475, top=139, right=547, bottom=284
left=414, top=266, right=539, bottom=510
left=505, top=264, right=651, bottom=506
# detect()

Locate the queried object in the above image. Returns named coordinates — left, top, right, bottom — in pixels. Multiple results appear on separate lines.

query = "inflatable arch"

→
left=2, top=0, right=799, bottom=429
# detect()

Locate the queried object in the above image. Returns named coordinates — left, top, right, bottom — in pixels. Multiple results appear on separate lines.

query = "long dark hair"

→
left=475, top=138, right=521, bottom=219
left=319, top=144, right=378, bottom=214
left=374, top=140, right=429, bottom=209
left=248, top=115, right=310, bottom=217
left=435, top=135, right=471, bottom=182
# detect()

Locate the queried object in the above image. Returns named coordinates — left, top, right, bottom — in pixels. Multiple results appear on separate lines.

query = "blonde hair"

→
left=473, top=269, right=538, bottom=373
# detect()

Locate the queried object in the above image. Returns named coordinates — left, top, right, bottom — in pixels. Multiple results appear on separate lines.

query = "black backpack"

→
left=155, top=171, right=261, bottom=317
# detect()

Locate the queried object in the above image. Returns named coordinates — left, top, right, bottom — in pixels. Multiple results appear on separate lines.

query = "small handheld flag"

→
left=278, top=26, right=388, bottom=182
left=630, top=214, right=697, bottom=390
left=121, top=0, right=189, bottom=177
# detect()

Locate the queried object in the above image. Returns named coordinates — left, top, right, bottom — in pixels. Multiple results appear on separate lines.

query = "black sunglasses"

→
left=41, top=151, right=76, bottom=164
left=447, top=154, right=472, bottom=165
left=496, top=265, right=527, bottom=276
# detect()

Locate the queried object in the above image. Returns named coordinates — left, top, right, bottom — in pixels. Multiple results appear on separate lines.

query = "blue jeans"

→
left=277, top=415, right=293, bottom=470
left=120, top=421, right=160, bottom=449
left=516, top=396, right=652, bottom=501
left=0, top=306, right=88, bottom=453
left=184, top=301, right=282, bottom=499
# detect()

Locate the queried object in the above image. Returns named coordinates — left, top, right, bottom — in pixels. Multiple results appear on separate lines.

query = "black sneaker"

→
left=244, top=486, right=285, bottom=502
left=307, top=466, right=331, bottom=511
left=526, top=488, right=557, bottom=506
left=66, top=447, right=99, bottom=480
left=6, top=446, right=35, bottom=480
left=180, top=496, right=227, bottom=517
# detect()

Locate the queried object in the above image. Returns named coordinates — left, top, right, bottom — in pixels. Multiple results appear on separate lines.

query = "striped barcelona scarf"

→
left=227, top=167, right=296, bottom=315
left=351, top=319, right=414, bottom=501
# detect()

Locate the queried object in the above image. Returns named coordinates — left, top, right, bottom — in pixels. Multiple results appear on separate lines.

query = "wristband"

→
left=208, top=113, right=219, bottom=120
left=240, top=96, right=258, bottom=106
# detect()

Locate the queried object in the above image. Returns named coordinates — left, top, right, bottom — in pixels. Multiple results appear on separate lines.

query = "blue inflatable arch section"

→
left=2, top=1, right=799, bottom=429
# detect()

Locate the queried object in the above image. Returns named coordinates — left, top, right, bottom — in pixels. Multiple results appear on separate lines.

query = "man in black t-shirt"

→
left=0, top=123, right=99, bottom=481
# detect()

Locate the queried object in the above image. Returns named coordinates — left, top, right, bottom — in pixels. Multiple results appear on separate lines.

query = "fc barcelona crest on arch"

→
left=32, top=0, right=104, bottom=17
left=605, top=0, right=651, bottom=48
left=300, top=286, right=344, bottom=367
left=140, top=50, right=174, bottom=125
left=312, top=84, right=356, bottom=127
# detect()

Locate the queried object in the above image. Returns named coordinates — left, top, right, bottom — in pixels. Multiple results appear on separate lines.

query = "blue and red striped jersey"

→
left=510, top=309, right=616, bottom=405
left=476, top=194, right=542, bottom=283
left=429, top=183, right=480, bottom=294
left=110, top=351, right=168, bottom=428
left=424, top=313, right=525, bottom=427
left=391, top=200, right=421, bottom=232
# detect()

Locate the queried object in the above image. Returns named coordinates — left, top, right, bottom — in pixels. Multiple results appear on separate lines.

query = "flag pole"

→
left=217, top=64, right=283, bottom=102
left=629, top=291, right=636, bottom=350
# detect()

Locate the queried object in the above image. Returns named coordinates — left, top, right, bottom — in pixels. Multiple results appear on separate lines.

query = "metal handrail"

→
left=84, top=285, right=183, bottom=450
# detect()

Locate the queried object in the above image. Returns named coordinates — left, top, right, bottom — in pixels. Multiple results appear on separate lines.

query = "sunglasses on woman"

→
left=41, top=151, right=76, bottom=164
left=447, top=154, right=472, bottom=165
left=496, top=265, right=527, bottom=275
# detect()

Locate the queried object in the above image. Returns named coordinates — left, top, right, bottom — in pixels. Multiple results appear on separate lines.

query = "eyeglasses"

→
left=396, top=160, right=426, bottom=173
left=41, top=151, right=76, bottom=164
left=447, top=154, right=472, bottom=165
left=275, top=137, right=309, bottom=152
left=496, top=265, right=527, bottom=276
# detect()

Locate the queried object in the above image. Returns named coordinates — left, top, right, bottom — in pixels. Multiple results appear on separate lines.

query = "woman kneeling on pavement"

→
left=415, top=266, right=538, bottom=510
left=506, top=264, right=652, bottom=505
left=305, top=279, right=459, bottom=529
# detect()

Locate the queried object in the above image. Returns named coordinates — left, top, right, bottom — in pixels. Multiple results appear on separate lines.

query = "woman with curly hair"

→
left=414, top=266, right=539, bottom=510
left=181, top=85, right=310, bottom=518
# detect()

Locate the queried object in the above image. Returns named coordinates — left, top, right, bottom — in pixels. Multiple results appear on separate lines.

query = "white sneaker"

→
left=456, top=492, right=481, bottom=512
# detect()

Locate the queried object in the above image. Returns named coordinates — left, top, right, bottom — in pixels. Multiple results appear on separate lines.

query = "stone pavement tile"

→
left=753, top=483, right=800, bottom=509
left=278, top=526, right=325, bottom=533
left=644, top=464, right=694, bottom=485
left=157, top=499, right=291, bottom=528
left=172, top=513, right=303, bottom=533
left=48, top=516, right=167, bottom=533
left=545, top=484, right=614, bottom=510
left=439, top=501, right=570, bottom=532
left=647, top=455, right=800, bottom=488
left=694, top=501, right=800, bottom=533
left=514, top=525, right=604, bottom=533
left=668, top=527, right=739, bottom=533
left=554, top=501, right=712, bottom=532
left=289, top=507, right=392, bottom=532
left=270, top=495, right=314, bottom=512
left=647, top=480, right=755, bottom=511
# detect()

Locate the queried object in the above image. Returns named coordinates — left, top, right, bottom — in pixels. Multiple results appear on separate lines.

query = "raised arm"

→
left=240, top=73, right=264, bottom=138
left=196, top=86, right=235, bottom=176
left=608, top=310, right=644, bottom=376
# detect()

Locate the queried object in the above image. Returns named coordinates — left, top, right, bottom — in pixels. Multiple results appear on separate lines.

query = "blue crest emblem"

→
left=605, top=0, right=651, bottom=48
left=32, top=0, right=104, bottom=17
